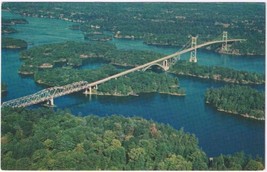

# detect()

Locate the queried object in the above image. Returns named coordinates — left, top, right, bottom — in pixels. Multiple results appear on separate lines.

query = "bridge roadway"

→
left=2, top=39, right=245, bottom=108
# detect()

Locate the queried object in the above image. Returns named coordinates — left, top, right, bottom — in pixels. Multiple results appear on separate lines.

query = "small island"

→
left=2, top=26, right=18, bottom=34
left=170, top=60, right=265, bottom=85
left=205, top=85, right=264, bottom=120
left=2, top=37, right=28, bottom=49
left=2, top=18, right=29, bottom=25
left=1, top=107, right=264, bottom=170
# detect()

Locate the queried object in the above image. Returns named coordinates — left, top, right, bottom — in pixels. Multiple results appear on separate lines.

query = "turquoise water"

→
left=1, top=11, right=265, bottom=158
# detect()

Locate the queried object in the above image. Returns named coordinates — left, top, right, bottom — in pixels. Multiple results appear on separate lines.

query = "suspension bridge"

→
left=1, top=32, right=245, bottom=108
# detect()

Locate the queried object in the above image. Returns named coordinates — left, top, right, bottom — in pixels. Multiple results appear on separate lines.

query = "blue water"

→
left=1, top=11, right=265, bottom=158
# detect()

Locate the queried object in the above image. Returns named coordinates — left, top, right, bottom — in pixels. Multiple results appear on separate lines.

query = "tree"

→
left=244, top=160, right=264, bottom=170
left=158, top=154, right=192, bottom=170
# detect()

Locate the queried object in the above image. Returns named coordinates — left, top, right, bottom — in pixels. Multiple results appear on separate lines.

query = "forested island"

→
left=2, top=37, right=28, bottom=49
left=3, top=3, right=265, bottom=55
left=205, top=85, right=265, bottom=120
left=170, top=60, right=265, bottom=85
left=1, top=108, right=264, bottom=170
left=19, top=41, right=163, bottom=75
left=92, top=71, right=185, bottom=96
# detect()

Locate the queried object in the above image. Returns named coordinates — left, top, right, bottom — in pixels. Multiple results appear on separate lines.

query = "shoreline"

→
left=206, top=101, right=264, bottom=121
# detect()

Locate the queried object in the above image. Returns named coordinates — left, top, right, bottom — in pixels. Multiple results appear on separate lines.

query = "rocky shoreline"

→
left=206, top=101, right=265, bottom=121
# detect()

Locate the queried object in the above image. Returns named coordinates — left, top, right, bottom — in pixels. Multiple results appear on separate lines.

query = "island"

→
left=205, top=85, right=264, bottom=120
left=19, top=41, right=163, bottom=75
left=2, top=26, right=18, bottom=34
left=1, top=107, right=264, bottom=170
left=87, top=71, right=185, bottom=96
left=3, top=3, right=264, bottom=55
left=19, top=41, right=115, bottom=75
left=170, top=60, right=265, bottom=85
left=2, top=18, right=28, bottom=35
left=2, top=18, right=28, bottom=25
left=2, top=37, right=28, bottom=49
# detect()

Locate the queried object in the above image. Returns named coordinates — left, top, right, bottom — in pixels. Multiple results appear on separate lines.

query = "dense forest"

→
left=3, top=3, right=265, bottom=55
left=34, top=65, right=119, bottom=86
left=1, top=108, right=264, bottom=170
left=96, top=71, right=185, bottom=96
left=205, top=85, right=265, bottom=120
left=170, top=60, right=265, bottom=84
left=2, top=37, right=28, bottom=49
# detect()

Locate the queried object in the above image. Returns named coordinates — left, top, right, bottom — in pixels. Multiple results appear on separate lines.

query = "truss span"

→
left=1, top=81, right=89, bottom=108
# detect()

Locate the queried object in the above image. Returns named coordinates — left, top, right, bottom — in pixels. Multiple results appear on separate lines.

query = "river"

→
left=1, top=11, right=265, bottom=158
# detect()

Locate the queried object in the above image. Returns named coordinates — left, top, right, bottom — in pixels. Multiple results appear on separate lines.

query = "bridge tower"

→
left=189, top=36, right=197, bottom=63
left=221, top=31, right=228, bottom=52
left=162, top=60, right=169, bottom=70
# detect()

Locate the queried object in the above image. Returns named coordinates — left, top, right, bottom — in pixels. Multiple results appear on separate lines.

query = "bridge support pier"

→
left=46, top=98, right=54, bottom=107
left=176, top=54, right=180, bottom=61
left=189, top=36, right=197, bottom=63
left=162, top=60, right=169, bottom=70
left=84, top=87, right=92, bottom=95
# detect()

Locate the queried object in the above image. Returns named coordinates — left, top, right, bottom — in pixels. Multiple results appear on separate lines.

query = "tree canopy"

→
left=1, top=108, right=264, bottom=170
left=3, top=2, right=265, bottom=55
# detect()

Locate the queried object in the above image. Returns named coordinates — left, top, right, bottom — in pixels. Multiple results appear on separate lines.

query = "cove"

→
left=1, top=11, right=265, bottom=158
